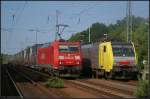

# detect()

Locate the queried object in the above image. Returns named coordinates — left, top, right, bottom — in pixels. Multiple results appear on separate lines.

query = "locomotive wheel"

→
left=104, top=72, right=108, bottom=79
left=131, top=72, right=138, bottom=80
left=95, top=71, right=99, bottom=78
left=49, top=69, right=55, bottom=77
left=92, top=71, right=98, bottom=78
left=92, top=71, right=96, bottom=78
left=105, top=71, right=114, bottom=79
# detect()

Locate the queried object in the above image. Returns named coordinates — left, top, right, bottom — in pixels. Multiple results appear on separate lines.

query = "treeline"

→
left=68, top=16, right=148, bottom=67
left=1, top=54, right=13, bottom=64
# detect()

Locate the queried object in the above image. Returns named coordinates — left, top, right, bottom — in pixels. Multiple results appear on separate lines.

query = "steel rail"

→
left=67, top=80, right=135, bottom=98
left=6, top=70, right=24, bottom=98
left=9, top=66, right=37, bottom=86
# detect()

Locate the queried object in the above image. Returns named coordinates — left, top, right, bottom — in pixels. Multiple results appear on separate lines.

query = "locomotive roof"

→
left=111, top=42, right=132, bottom=45
left=81, top=41, right=133, bottom=49
left=81, top=42, right=99, bottom=48
left=82, top=41, right=132, bottom=45
left=40, top=42, right=51, bottom=48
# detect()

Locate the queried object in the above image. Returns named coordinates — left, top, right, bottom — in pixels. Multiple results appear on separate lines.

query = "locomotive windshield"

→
left=112, top=45, right=134, bottom=57
left=59, top=45, right=79, bottom=53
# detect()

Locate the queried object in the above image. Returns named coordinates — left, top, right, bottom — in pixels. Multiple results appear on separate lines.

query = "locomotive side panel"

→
left=37, top=47, right=50, bottom=65
left=37, top=48, right=44, bottom=64
left=48, top=41, right=82, bottom=77
left=52, top=42, right=59, bottom=69
left=89, top=44, right=99, bottom=69
left=82, top=43, right=99, bottom=69
left=49, top=45, right=54, bottom=67
left=33, top=45, right=37, bottom=65
left=99, top=42, right=114, bottom=72
left=81, top=43, right=98, bottom=77
left=26, top=47, right=30, bottom=65
left=45, top=47, right=51, bottom=64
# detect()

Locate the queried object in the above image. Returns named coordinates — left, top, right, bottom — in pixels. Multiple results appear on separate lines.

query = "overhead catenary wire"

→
left=70, top=3, right=97, bottom=20
left=27, top=1, right=105, bottom=6
left=11, top=1, right=28, bottom=32
left=71, top=3, right=117, bottom=25
left=3, top=4, right=20, bottom=53
left=3, top=1, right=129, bottom=54
left=1, top=27, right=52, bottom=33
left=69, top=2, right=123, bottom=20
left=68, top=4, right=97, bottom=26
left=7, top=1, right=28, bottom=53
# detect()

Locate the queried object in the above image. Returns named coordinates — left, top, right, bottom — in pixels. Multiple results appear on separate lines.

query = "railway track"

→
left=67, top=80, right=135, bottom=98
left=7, top=65, right=59, bottom=98
left=83, top=79, right=137, bottom=91
left=16, top=66, right=104, bottom=98
left=6, top=70, right=24, bottom=98
left=104, top=79, right=138, bottom=86
left=1, top=65, right=23, bottom=97
left=19, top=66, right=137, bottom=98
left=124, top=80, right=138, bottom=86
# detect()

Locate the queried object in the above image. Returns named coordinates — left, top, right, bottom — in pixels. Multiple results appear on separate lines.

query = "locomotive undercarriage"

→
left=91, top=66, right=138, bottom=80
left=49, top=66, right=81, bottom=77
left=106, top=66, right=138, bottom=79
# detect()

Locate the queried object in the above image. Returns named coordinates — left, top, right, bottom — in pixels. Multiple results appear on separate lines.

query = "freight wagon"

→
left=10, top=44, right=43, bottom=67
left=81, top=41, right=138, bottom=79
left=22, top=44, right=43, bottom=67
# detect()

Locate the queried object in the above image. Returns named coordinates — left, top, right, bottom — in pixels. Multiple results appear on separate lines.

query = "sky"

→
left=1, top=1, right=149, bottom=55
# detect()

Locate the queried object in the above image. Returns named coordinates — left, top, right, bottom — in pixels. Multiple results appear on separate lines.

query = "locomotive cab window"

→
left=112, top=45, right=135, bottom=57
left=69, top=45, right=79, bottom=52
left=59, top=45, right=79, bottom=53
left=112, top=47, right=122, bottom=56
left=59, top=45, right=68, bottom=52
left=123, top=47, right=135, bottom=56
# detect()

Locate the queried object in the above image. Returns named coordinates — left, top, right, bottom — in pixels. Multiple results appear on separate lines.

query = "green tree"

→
left=68, top=16, right=148, bottom=68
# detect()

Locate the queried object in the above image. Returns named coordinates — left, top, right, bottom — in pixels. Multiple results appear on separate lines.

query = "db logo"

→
left=41, top=53, right=45, bottom=60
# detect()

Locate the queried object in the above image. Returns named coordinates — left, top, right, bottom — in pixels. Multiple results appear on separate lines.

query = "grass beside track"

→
left=45, top=77, right=64, bottom=88
left=134, top=78, right=149, bottom=98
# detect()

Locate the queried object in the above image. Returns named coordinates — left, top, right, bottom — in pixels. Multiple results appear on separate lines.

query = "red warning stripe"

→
left=119, top=61, right=130, bottom=65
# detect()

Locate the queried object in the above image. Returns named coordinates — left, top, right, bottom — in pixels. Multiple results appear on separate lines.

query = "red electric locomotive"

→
left=37, top=39, right=82, bottom=77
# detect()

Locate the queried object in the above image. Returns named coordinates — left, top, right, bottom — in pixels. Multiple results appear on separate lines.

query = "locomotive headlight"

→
left=75, top=56, right=80, bottom=60
left=58, top=56, right=64, bottom=60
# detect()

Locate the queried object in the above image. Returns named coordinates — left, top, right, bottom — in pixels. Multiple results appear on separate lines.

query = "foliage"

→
left=69, top=22, right=108, bottom=43
left=0, top=54, right=2, bottom=64
left=44, top=77, right=64, bottom=88
left=68, top=16, right=148, bottom=68
left=134, top=78, right=149, bottom=98
left=1, top=54, right=12, bottom=64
